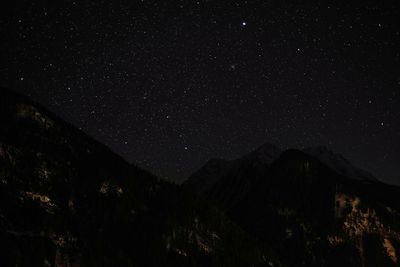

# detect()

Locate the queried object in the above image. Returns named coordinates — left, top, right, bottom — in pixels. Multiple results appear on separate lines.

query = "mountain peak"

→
left=244, top=142, right=282, bottom=164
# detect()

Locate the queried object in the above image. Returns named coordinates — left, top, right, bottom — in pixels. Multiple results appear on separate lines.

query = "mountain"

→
left=185, top=146, right=400, bottom=267
left=2, top=87, right=399, bottom=267
left=185, top=143, right=281, bottom=211
left=304, top=146, right=378, bottom=182
left=0, top=88, right=282, bottom=267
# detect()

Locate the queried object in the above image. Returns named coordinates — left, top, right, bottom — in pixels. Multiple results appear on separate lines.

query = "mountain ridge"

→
left=1, top=87, right=399, bottom=267
left=185, top=145, right=400, bottom=267
left=0, top=88, right=281, bottom=266
left=187, top=142, right=381, bottom=190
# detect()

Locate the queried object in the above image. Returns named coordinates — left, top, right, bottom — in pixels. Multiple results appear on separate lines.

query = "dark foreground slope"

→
left=185, top=146, right=400, bottom=267
left=0, top=88, right=281, bottom=267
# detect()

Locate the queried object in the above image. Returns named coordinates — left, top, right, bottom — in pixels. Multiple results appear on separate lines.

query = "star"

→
left=4, top=1, right=399, bottom=184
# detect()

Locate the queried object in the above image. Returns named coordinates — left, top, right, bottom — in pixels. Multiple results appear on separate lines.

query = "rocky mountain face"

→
left=185, top=146, right=400, bottom=267
left=0, top=88, right=281, bottom=267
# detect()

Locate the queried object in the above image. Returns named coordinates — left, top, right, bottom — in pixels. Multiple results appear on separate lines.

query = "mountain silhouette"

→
left=0, top=88, right=280, bottom=266
left=1, top=88, right=399, bottom=267
left=185, top=145, right=400, bottom=266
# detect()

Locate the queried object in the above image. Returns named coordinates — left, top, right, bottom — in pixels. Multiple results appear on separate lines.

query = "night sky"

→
left=1, top=1, right=399, bottom=184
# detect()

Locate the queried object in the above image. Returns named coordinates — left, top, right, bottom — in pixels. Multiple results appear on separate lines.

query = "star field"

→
left=1, top=1, right=399, bottom=184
